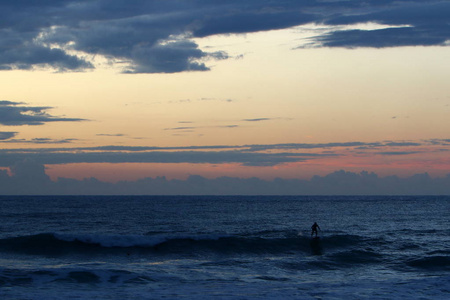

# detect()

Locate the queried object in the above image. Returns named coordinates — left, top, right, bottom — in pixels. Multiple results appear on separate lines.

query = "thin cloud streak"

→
left=96, top=134, right=127, bottom=137
left=377, top=151, right=420, bottom=156
left=0, top=150, right=314, bottom=167
left=1, top=138, right=77, bottom=144
left=242, top=118, right=272, bottom=122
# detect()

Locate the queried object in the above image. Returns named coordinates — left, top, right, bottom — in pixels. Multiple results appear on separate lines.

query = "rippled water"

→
left=0, top=196, right=449, bottom=299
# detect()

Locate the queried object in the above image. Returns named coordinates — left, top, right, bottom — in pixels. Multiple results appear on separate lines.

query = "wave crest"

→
left=0, top=232, right=381, bottom=257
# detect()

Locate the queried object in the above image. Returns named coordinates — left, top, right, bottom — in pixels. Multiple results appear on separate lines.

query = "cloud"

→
left=242, top=118, right=272, bottom=122
left=0, top=100, right=86, bottom=126
left=321, top=1, right=450, bottom=48
left=0, top=139, right=447, bottom=168
left=384, top=142, right=422, bottom=147
left=316, top=27, right=445, bottom=48
left=9, top=159, right=50, bottom=182
left=122, top=39, right=217, bottom=73
left=199, top=97, right=233, bottom=103
left=244, top=142, right=380, bottom=152
left=0, top=132, right=17, bottom=140
left=96, top=133, right=126, bottom=137
left=0, top=159, right=51, bottom=194
left=170, top=97, right=234, bottom=104
left=1, top=138, right=77, bottom=144
left=96, top=133, right=147, bottom=140
left=428, top=139, right=450, bottom=146
left=164, top=125, right=239, bottom=132
left=1, top=1, right=448, bottom=73
left=238, top=117, right=292, bottom=124
left=0, top=150, right=315, bottom=167
left=378, top=151, right=419, bottom=156
left=164, top=126, right=196, bottom=131
left=191, top=3, right=316, bottom=37
left=0, top=138, right=448, bottom=194
left=0, top=165, right=449, bottom=195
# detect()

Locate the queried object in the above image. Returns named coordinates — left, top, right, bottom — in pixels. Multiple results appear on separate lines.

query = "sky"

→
left=0, top=0, right=449, bottom=194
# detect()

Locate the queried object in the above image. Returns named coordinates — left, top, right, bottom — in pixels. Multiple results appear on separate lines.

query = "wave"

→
left=328, top=249, right=383, bottom=264
left=0, top=232, right=374, bottom=256
left=0, top=266, right=162, bottom=287
left=406, top=256, right=450, bottom=271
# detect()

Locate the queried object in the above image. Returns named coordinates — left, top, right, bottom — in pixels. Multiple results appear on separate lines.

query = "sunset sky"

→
left=1, top=0, right=449, bottom=189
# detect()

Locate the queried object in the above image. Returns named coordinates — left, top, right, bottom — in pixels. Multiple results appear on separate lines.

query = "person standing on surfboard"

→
left=311, top=222, right=321, bottom=237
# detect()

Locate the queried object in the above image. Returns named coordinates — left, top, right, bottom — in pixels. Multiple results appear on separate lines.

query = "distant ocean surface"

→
left=0, top=195, right=449, bottom=299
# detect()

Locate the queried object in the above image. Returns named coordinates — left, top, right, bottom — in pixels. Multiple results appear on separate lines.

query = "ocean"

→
left=0, top=195, right=449, bottom=299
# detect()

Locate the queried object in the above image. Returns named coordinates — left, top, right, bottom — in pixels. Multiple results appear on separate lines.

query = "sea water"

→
left=0, top=195, right=449, bottom=299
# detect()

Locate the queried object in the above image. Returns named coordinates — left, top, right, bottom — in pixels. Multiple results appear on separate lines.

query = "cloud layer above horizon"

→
left=1, top=0, right=449, bottom=73
left=1, top=160, right=449, bottom=195
left=0, top=139, right=448, bottom=167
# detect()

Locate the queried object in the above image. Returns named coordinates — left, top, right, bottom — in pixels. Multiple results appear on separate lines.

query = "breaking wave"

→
left=0, top=232, right=375, bottom=256
left=1, top=232, right=447, bottom=273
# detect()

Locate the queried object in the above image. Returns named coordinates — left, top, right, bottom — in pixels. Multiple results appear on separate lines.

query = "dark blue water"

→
left=0, top=196, right=449, bottom=299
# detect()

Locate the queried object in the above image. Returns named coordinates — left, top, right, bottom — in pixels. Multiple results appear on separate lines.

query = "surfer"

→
left=311, top=222, right=321, bottom=237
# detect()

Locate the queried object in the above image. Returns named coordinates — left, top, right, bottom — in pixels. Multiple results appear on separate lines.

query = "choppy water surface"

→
left=0, top=196, right=449, bottom=299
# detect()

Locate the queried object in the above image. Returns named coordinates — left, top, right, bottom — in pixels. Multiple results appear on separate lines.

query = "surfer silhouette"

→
left=311, top=222, right=321, bottom=237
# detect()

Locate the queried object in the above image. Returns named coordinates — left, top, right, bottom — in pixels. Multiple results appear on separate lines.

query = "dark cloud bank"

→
left=1, top=0, right=449, bottom=73
left=1, top=160, right=449, bottom=195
